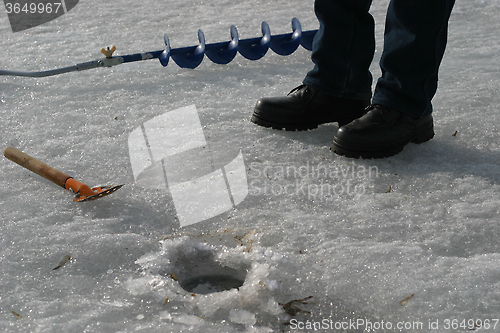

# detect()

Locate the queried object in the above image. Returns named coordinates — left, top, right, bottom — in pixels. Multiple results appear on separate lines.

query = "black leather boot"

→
left=251, top=85, right=370, bottom=131
left=331, top=104, right=435, bottom=158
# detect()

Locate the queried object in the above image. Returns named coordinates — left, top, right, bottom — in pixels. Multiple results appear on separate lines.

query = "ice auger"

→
left=0, top=18, right=317, bottom=78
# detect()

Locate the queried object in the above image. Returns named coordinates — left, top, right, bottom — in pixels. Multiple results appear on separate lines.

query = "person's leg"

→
left=372, top=0, right=456, bottom=118
left=303, top=0, right=374, bottom=100
left=331, top=0, right=455, bottom=158
left=251, top=0, right=374, bottom=131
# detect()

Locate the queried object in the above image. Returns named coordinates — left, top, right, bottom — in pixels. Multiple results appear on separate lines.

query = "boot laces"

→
left=286, top=85, right=317, bottom=114
left=287, top=84, right=307, bottom=96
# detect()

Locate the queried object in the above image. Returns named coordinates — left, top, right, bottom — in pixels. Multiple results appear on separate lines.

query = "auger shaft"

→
left=0, top=18, right=317, bottom=78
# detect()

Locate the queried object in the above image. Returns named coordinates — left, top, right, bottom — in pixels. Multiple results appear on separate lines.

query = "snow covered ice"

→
left=1, top=0, right=500, bottom=332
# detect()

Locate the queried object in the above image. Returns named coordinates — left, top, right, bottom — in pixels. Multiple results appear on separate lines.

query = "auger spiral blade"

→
left=205, top=25, right=239, bottom=65
left=269, top=18, right=302, bottom=56
left=159, top=34, right=171, bottom=67
left=171, top=29, right=206, bottom=69
left=238, top=21, right=271, bottom=60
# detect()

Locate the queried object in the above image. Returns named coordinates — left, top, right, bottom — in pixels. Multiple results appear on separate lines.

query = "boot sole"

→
left=330, top=122, right=435, bottom=159
left=251, top=112, right=361, bottom=131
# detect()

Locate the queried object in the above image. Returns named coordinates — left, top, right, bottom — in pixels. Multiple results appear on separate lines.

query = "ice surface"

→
left=1, top=0, right=500, bottom=332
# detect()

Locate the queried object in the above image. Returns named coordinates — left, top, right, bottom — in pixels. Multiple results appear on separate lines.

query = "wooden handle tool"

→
left=4, top=147, right=123, bottom=202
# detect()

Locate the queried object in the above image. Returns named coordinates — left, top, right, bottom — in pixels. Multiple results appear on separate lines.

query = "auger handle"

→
left=4, top=147, right=71, bottom=188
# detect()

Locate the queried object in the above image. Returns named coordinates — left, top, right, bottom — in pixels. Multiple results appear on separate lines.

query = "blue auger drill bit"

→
left=0, top=18, right=317, bottom=78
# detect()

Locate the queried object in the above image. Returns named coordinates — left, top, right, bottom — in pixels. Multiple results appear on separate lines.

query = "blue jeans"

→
left=303, top=0, right=455, bottom=118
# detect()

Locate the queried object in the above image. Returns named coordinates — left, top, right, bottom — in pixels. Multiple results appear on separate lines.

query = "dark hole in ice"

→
left=166, top=243, right=249, bottom=295
left=181, top=271, right=245, bottom=294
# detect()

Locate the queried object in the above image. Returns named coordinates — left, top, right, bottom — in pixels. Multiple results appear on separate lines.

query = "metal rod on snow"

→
left=0, top=18, right=317, bottom=78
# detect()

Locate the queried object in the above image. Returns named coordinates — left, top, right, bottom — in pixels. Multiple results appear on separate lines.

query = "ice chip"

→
left=172, top=313, right=204, bottom=326
left=229, top=309, right=257, bottom=326
left=159, top=311, right=172, bottom=321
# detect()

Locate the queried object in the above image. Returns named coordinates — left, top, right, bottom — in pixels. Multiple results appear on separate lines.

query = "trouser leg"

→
left=372, top=0, right=456, bottom=118
left=303, top=0, right=374, bottom=100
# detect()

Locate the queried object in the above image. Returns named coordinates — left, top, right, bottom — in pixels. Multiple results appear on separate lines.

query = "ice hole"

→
left=181, top=272, right=246, bottom=294
left=167, top=243, right=248, bottom=294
